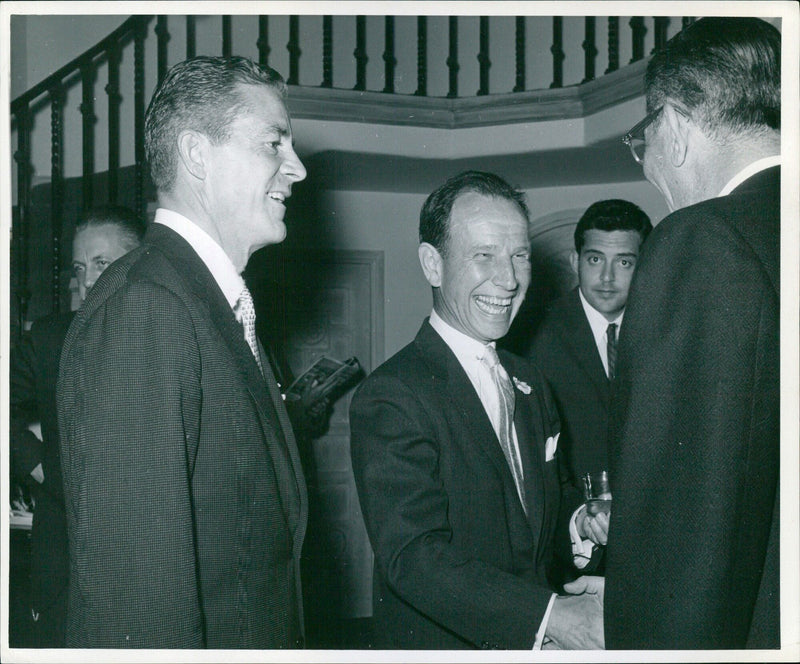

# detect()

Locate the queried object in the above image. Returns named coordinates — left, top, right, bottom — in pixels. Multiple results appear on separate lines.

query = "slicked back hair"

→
left=419, top=170, right=530, bottom=256
left=574, top=199, right=652, bottom=254
left=145, top=56, right=287, bottom=192
left=75, top=205, right=147, bottom=251
left=645, top=17, right=780, bottom=139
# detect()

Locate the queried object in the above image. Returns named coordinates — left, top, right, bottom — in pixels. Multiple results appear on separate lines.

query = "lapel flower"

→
left=512, top=376, right=531, bottom=394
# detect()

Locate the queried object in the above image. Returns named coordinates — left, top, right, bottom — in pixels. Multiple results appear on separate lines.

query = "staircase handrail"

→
left=10, top=15, right=152, bottom=115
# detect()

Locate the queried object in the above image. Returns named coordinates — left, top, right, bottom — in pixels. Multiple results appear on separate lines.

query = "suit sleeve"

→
left=58, top=281, right=204, bottom=648
left=350, top=373, right=553, bottom=649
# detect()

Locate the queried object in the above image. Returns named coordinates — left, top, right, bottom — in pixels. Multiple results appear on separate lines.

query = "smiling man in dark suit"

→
left=57, top=57, right=308, bottom=648
left=607, top=18, right=781, bottom=648
left=530, top=200, right=651, bottom=499
left=350, top=171, right=604, bottom=650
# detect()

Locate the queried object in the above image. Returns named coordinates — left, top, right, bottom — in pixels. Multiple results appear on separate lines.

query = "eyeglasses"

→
left=622, top=106, right=664, bottom=164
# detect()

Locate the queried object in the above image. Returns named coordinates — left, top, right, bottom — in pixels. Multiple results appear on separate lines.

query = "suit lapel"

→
left=147, top=225, right=305, bottom=536
left=416, top=322, right=531, bottom=528
left=562, top=290, right=610, bottom=403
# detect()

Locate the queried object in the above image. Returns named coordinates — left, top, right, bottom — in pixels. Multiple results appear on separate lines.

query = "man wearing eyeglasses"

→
left=607, top=18, right=780, bottom=649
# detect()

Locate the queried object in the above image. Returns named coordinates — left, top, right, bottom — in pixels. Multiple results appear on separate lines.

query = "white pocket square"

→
left=545, top=432, right=560, bottom=462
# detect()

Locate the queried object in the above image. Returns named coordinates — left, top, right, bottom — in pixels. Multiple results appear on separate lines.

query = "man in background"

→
left=607, top=17, right=780, bottom=648
left=530, top=200, right=651, bottom=494
left=350, top=170, right=603, bottom=650
left=10, top=205, right=145, bottom=647
left=57, top=56, right=308, bottom=648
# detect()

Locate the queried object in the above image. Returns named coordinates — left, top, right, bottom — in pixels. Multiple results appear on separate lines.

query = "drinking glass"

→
left=582, top=470, right=612, bottom=516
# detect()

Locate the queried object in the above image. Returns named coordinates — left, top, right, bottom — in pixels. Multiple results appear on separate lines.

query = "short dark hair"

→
left=574, top=199, right=652, bottom=254
left=145, top=56, right=287, bottom=192
left=645, top=17, right=780, bottom=138
left=419, top=171, right=529, bottom=255
left=75, top=205, right=147, bottom=250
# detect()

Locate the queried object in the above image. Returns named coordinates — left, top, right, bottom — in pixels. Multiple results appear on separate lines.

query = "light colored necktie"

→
left=606, top=322, right=618, bottom=379
left=481, top=345, right=526, bottom=513
left=234, top=285, right=264, bottom=375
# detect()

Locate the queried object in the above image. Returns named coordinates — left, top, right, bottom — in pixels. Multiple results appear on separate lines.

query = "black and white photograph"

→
left=1, top=1, right=798, bottom=661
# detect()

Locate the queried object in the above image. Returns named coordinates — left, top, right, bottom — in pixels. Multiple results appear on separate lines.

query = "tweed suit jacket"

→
left=10, top=312, right=74, bottom=625
left=57, top=222, right=308, bottom=648
left=350, top=320, right=571, bottom=649
left=529, top=288, right=611, bottom=491
left=605, top=167, right=780, bottom=649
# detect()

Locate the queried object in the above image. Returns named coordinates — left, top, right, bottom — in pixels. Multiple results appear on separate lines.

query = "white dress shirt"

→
left=578, top=289, right=623, bottom=378
left=153, top=208, right=245, bottom=308
left=428, top=309, right=552, bottom=648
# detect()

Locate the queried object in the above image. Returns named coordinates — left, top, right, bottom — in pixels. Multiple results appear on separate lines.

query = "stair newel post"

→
left=582, top=16, right=597, bottom=83
left=550, top=16, right=564, bottom=89
left=353, top=16, right=367, bottom=91
left=606, top=17, right=620, bottom=74
left=288, top=16, right=301, bottom=85
left=477, top=16, right=490, bottom=96
left=513, top=16, right=526, bottom=93
left=383, top=16, right=397, bottom=94
left=134, top=18, right=147, bottom=222
left=50, top=83, right=66, bottom=314
left=106, top=41, right=121, bottom=204
left=629, top=17, right=646, bottom=63
left=186, top=16, right=196, bottom=59
left=446, top=17, right=459, bottom=98
left=258, top=16, right=271, bottom=67
left=414, top=16, right=427, bottom=97
left=222, top=15, right=233, bottom=57
left=80, top=61, right=96, bottom=211
left=322, top=16, right=333, bottom=87
left=13, top=106, right=33, bottom=340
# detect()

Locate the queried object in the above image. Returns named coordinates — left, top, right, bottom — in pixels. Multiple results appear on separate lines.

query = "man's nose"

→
left=282, top=145, right=307, bottom=183
left=85, top=266, right=102, bottom=290
left=493, top=258, right=518, bottom=290
left=600, top=261, right=615, bottom=283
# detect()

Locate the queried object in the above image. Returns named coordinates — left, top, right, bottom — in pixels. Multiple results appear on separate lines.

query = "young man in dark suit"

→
left=57, top=57, right=308, bottom=648
left=350, top=171, right=604, bottom=650
left=607, top=17, right=781, bottom=648
left=10, top=206, right=145, bottom=647
left=529, top=200, right=651, bottom=495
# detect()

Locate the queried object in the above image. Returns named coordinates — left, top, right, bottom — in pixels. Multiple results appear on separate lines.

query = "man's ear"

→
left=177, top=130, right=209, bottom=181
left=662, top=103, right=689, bottom=168
left=418, top=242, right=443, bottom=288
left=570, top=249, right=579, bottom=276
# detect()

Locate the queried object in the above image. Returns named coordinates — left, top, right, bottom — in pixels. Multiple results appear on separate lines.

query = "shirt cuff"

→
left=533, top=593, right=557, bottom=649
left=569, top=504, right=595, bottom=569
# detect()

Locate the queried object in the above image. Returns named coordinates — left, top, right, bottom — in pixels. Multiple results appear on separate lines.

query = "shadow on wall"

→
left=501, top=209, right=582, bottom=356
left=245, top=172, right=338, bottom=353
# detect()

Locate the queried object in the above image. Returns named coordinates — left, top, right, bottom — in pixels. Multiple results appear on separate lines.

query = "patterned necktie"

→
left=481, top=344, right=526, bottom=513
left=234, top=285, right=264, bottom=375
left=606, top=322, right=618, bottom=379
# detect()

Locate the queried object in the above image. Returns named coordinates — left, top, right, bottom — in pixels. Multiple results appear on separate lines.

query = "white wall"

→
left=284, top=178, right=667, bottom=359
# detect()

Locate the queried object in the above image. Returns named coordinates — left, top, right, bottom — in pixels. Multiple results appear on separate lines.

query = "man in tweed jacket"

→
left=57, top=57, right=308, bottom=648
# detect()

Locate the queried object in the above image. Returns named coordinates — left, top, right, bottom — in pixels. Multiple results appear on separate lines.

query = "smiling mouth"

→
left=475, top=295, right=513, bottom=315
left=268, top=192, right=287, bottom=204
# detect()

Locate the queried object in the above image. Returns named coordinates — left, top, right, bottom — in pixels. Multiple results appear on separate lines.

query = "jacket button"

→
left=295, top=636, right=305, bottom=648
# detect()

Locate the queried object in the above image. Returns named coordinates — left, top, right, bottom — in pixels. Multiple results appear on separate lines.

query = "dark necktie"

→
left=481, top=345, right=526, bottom=513
left=234, top=285, right=264, bottom=376
left=606, top=322, right=618, bottom=379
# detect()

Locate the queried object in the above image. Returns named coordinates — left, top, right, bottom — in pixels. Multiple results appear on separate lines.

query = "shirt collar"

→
left=153, top=208, right=244, bottom=309
left=718, top=155, right=781, bottom=197
left=429, top=309, right=493, bottom=368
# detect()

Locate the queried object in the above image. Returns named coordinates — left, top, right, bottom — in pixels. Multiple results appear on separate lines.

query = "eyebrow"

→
left=257, top=123, right=291, bottom=139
